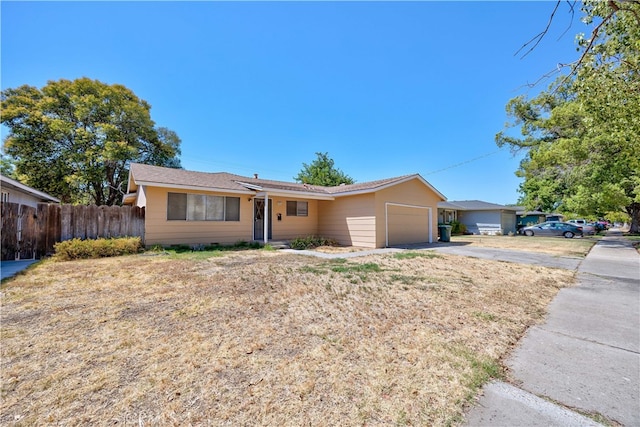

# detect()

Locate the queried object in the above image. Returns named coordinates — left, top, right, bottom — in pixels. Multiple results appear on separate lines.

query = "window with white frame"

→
left=167, top=192, right=240, bottom=221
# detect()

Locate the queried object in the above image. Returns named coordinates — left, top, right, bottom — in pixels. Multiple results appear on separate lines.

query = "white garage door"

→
left=386, top=203, right=432, bottom=246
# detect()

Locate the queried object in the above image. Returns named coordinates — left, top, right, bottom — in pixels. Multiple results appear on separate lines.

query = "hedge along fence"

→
left=1, top=202, right=145, bottom=260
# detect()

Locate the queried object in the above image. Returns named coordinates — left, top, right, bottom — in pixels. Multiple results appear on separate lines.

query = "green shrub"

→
left=164, top=241, right=262, bottom=253
left=450, top=220, right=467, bottom=235
left=290, top=236, right=338, bottom=250
left=53, top=237, right=142, bottom=261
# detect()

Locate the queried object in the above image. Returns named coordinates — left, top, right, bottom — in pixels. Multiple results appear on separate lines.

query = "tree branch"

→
left=515, top=1, right=564, bottom=59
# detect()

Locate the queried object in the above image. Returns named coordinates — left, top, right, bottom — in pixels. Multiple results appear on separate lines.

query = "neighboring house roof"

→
left=126, top=163, right=446, bottom=202
left=437, top=200, right=518, bottom=211
left=0, top=174, right=60, bottom=203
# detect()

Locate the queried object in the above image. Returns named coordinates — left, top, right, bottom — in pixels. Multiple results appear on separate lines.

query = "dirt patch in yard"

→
left=313, top=245, right=371, bottom=253
left=1, top=250, right=575, bottom=426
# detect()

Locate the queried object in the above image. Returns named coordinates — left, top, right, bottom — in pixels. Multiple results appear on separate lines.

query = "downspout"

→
left=263, top=192, right=269, bottom=244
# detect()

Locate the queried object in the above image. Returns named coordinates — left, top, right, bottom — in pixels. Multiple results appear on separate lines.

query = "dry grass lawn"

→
left=449, top=234, right=597, bottom=257
left=1, top=249, right=576, bottom=426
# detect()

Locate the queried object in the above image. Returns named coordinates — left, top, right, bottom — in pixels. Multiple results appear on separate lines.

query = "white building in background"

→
left=1, top=174, right=60, bottom=207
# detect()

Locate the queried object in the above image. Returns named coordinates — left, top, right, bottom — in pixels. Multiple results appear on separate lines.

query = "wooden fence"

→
left=1, top=202, right=145, bottom=261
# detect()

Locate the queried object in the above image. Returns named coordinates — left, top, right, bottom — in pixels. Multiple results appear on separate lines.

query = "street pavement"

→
left=463, top=230, right=640, bottom=426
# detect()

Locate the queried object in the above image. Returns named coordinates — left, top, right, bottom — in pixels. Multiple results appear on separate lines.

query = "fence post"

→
left=1, top=202, right=19, bottom=260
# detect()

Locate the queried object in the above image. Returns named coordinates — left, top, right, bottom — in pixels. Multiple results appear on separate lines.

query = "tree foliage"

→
left=497, top=1, right=640, bottom=232
left=0, top=153, right=16, bottom=178
left=1, top=77, right=182, bottom=205
left=294, top=152, right=355, bottom=186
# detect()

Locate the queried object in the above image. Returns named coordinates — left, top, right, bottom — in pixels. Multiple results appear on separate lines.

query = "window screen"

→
left=286, top=201, right=308, bottom=217
left=167, top=192, right=240, bottom=221
left=167, top=192, right=187, bottom=220
left=225, top=197, right=240, bottom=221
left=187, top=194, right=206, bottom=221
left=206, top=196, right=224, bottom=221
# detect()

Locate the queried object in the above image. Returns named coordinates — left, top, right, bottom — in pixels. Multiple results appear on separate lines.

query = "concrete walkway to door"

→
left=1, top=260, right=38, bottom=281
left=464, top=230, right=640, bottom=426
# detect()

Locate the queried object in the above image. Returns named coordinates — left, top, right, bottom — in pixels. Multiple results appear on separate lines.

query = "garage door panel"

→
left=387, top=205, right=430, bottom=246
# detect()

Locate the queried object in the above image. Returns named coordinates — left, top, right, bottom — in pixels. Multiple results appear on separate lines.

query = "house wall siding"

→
left=375, top=179, right=440, bottom=247
left=501, top=211, right=517, bottom=234
left=144, top=186, right=253, bottom=246
left=458, top=211, right=501, bottom=234
left=269, top=196, right=318, bottom=240
left=139, top=176, right=444, bottom=249
left=457, top=210, right=517, bottom=235
left=318, top=194, right=376, bottom=248
left=2, top=188, right=45, bottom=209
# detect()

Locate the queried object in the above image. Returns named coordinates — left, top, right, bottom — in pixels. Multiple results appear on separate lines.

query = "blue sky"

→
left=1, top=1, right=585, bottom=204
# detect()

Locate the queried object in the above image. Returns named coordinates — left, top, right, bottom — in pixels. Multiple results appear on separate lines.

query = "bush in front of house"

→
left=290, top=236, right=338, bottom=250
left=53, top=237, right=143, bottom=261
left=450, top=220, right=467, bottom=235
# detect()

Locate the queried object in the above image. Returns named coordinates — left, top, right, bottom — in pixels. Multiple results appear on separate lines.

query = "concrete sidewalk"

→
left=1, top=259, right=38, bottom=281
left=464, top=231, right=640, bottom=426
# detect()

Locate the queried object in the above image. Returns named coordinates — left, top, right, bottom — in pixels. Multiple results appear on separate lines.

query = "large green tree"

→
left=294, top=152, right=355, bottom=186
left=497, top=1, right=640, bottom=232
left=1, top=77, right=182, bottom=205
left=0, top=153, right=16, bottom=178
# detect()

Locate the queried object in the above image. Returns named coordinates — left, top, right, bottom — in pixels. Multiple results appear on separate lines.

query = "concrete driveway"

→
left=464, top=230, right=640, bottom=426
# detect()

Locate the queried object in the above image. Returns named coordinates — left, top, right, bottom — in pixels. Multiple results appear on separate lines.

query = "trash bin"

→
left=438, top=225, right=452, bottom=242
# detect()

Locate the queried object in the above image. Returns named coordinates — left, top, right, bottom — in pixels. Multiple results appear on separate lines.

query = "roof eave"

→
left=0, top=174, right=60, bottom=203
left=332, top=174, right=446, bottom=200
left=254, top=188, right=335, bottom=200
left=133, top=180, right=254, bottom=195
left=122, top=193, right=137, bottom=205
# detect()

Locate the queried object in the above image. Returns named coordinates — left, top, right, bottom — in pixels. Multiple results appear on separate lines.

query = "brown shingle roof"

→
left=128, top=163, right=445, bottom=199
left=130, top=163, right=250, bottom=192
left=437, top=200, right=518, bottom=211
left=325, top=174, right=417, bottom=195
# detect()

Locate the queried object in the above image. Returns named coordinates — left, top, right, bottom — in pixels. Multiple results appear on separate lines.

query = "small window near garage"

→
left=286, top=201, right=308, bottom=217
left=1, top=192, right=9, bottom=203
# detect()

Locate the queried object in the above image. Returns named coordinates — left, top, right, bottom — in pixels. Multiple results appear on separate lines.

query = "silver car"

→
left=521, top=221, right=583, bottom=238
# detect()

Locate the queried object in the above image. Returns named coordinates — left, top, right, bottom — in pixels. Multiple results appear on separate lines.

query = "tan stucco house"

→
left=123, top=163, right=446, bottom=248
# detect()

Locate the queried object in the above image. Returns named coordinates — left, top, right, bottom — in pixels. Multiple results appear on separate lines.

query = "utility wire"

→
left=423, top=149, right=505, bottom=176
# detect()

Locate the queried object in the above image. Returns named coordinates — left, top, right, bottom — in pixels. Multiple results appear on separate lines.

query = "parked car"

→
left=568, top=219, right=595, bottom=234
left=582, top=223, right=596, bottom=235
left=521, top=221, right=584, bottom=238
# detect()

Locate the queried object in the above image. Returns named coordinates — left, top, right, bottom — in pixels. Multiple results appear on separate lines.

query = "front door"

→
left=253, top=198, right=272, bottom=241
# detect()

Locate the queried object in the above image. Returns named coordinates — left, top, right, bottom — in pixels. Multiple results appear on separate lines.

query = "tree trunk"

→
left=626, top=202, right=640, bottom=234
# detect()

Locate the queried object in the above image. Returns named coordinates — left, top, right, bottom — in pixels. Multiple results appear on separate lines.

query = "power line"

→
left=423, top=148, right=505, bottom=176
